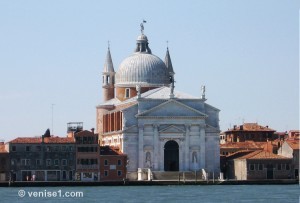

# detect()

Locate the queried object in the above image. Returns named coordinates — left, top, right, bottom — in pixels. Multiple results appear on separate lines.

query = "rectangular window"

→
left=249, top=164, right=255, bottom=171
left=25, top=146, right=31, bottom=152
left=125, top=88, right=130, bottom=98
left=62, top=159, right=67, bottom=166
left=36, top=159, right=41, bottom=166
left=104, top=170, right=108, bottom=177
left=12, top=146, right=16, bottom=152
left=46, top=159, right=51, bottom=166
left=21, top=159, right=30, bottom=165
left=117, top=170, right=122, bottom=176
left=54, top=159, right=59, bottom=166
left=117, top=160, right=122, bottom=166
left=11, top=159, right=15, bottom=165
left=104, top=160, right=108, bottom=166
left=277, top=164, right=282, bottom=170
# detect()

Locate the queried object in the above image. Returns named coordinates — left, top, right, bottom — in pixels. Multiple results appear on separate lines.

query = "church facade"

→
left=96, top=24, right=220, bottom=179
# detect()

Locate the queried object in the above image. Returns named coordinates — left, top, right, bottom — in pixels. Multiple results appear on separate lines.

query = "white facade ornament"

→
left=136, top=85, right=141, bottom=99
left=170, top=82, right=175, bottom=98
left=201, top=85, right=206, bottom=99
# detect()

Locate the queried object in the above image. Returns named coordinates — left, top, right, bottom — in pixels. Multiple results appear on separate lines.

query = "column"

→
left=153, top=124, right=159, bottom=170
left=185, top=124, right=190, bottom=171
left=138, top=125, right=144, bottom=168
left=159, top=139, right=164, bottom=171
left=200, top=126, right=206, bottom=169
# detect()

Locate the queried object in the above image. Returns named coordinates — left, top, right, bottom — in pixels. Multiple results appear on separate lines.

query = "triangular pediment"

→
left=137, top=99, right=207, bottom=117
left=159, top=125, right=185, bottom=133
left=123, top=125, right=138, bottom=133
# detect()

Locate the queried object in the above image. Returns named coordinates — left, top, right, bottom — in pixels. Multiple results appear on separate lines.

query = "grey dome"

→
left=115, top=52, right=170, bottom=87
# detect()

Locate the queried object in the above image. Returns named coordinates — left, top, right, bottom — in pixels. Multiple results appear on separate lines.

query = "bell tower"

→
left=102, top=44, right=115, bottom=101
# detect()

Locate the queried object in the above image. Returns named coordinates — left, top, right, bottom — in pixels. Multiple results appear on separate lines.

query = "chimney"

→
left=233, top=125, right=236, bottom=130
left=91, top=128, right=95, bottom=134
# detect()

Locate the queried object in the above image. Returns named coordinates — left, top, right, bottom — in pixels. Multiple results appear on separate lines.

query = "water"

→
left=0, top=185, right=299, bottom=203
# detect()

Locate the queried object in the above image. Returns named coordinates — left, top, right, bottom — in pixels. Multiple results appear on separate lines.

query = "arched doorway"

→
left=164, top=140, right=179, bottom=171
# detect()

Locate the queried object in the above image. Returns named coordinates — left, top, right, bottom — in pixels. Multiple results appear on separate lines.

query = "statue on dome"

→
left=140, top=20, right=147, bottom=34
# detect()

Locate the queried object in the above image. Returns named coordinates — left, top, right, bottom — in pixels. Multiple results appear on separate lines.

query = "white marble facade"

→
left=110, top=87, right=221, bottom=175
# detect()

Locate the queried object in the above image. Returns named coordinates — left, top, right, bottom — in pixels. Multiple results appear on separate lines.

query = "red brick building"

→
left=222, top=123, right=276, bottom=143
left=99, top=146, right=127, bottom=181
left=73, top=129, right=100, bottom=181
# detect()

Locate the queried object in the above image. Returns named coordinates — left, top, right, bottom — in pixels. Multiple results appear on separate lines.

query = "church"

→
left=96, top=23, right=220, bottom=180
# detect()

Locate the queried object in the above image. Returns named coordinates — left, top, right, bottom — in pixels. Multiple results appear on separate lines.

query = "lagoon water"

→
left=0, top=185, right=299, bottom=203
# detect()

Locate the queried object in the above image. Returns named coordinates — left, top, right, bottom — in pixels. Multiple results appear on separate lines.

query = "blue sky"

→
left=0, top=0, right=299, bottom=141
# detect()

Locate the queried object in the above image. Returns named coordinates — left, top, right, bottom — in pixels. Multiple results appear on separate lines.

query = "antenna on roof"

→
left=51, top=104, right=55, bottom=136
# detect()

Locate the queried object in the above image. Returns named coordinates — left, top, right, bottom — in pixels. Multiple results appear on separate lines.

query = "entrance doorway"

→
left=266, top=164, right=274, bottom=179
left=164, top=140, right=179, bottom=171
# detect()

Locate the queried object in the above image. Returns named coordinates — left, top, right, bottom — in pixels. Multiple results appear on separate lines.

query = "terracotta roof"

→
left=237, top=150, right=290, bottom=160
left=9, top=137, right=75, bottom=144
left=220, top=141, right=265, bottom=149
left=286, top=140, right=299, bottom=150
left=226, top=150, right=255, bottom=159
left=223, top=123, right=275, bottom=133
left=100, top=146, right=124, bottom=155
left=75, top=130, right=97, bottom=136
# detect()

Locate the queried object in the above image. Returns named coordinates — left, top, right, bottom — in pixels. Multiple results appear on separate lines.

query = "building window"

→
left=36, top=146, right=41, bottom=151
left=249, top=164, right=255, bottom=171
left=277, top=164, right=282, bottom=170
left=36, top=159, right=41, bottom=166
left=54, top=159, right=59, bottom=166
left=125, top=88, right=130, bottom=98
left=12, top=146, right=16, bottom=152
left=117, top=160, right=122, bottom=166
left=11, top=159, right=16, bottom=165
left=104, top=160, right=108, bottom=166
left=258, top=164, right=263, bottom=170
left=62, top=171, right=67, bottom=180
left=117, top=170, right=122, bottom=176
left=104, top=170, right=108, bottom=177
left=25, top=146, right=31, bottom=152
left=62, top=159, right=67, bottom=166
left=286, top=164, right=290, bottom=170
left=46, top=159, right=51, bottom=166
left=21, top=159, right=30, bottom=165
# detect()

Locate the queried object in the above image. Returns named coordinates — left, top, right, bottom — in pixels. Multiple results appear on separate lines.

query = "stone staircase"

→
left=151, top=171, right=203, bottom=181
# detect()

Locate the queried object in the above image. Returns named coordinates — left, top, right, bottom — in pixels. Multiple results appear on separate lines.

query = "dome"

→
left=115, top=52, right=170, bottom=87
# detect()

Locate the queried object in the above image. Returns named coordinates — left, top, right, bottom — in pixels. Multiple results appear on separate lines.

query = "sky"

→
left=0, top=0, right=299, bottom=141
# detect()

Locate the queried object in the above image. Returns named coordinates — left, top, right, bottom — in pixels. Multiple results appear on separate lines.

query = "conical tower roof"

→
left=103, top=47, right=115, bottom=73
left=165, top=47, right=174, bottom=74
